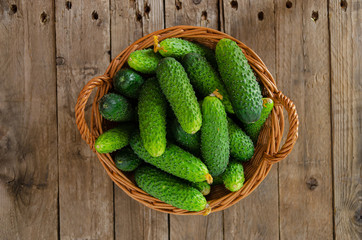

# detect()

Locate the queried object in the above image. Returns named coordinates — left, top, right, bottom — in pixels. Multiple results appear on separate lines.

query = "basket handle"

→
left=264, top=91, right=299, bottom=164
left=75, top=75, right=111, bottom=151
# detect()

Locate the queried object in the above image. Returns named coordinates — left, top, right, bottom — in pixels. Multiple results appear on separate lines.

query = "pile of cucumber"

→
left=94, top=38, right=274, bottom=212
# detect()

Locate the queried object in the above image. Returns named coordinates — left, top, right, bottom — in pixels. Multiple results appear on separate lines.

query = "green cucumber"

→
left=95, top=125, right=132, bottom=154
left=114, top=147, right=142, bottom=171
left=98, top=93, right=134, bottom=122
left=181, top=52, right=234, bottom=114
left=158, top=38, right=216, bottom=65
left=201, top=96, right=230, bottom=177
left=191, top=181, right=211, bottom=196
left=244, top=98, right=274, bottom=144
left=228, top=118, right=254, bottom=161
left=128, top=49, right=162, bottom=74
left=138, top=78, right=167, bottom=157
left=113, top=68, right=144, bottom=99
left=169, top=118, right=200, bottom=155
left=130, top=133, right=212, bottom=183
left=222, top=160, right=245, bottom=192
left=215, top=38, right=263, bottom=123
left=135, top=165, right=208, bottom=212
left=156, top=57, right=202, bottom=134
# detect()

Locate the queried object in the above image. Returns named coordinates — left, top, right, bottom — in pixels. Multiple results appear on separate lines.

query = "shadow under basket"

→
left=75, top=26, right=299, bottom=216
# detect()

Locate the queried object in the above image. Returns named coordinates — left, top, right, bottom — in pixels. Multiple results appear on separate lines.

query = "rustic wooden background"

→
left=0, top=0, right=361, bottom=239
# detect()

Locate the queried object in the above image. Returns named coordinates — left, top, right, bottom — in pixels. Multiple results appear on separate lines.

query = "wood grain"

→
left=111, top=1, right=168, bottom=239
left=55, top=1, right=114, bottom=239
left=165, top=0, right=218, bottom=28
left=111, top=0, right=142, bottom=54
left=329, top=1, right=362, bottom=239
left=222, top=0, right=279, bottom=239
left=163, top=1, right=224, bottom=239
left=171, top=215, right=223, bottom=240
left=0, top=1, right=58, bottom=239
left=276, top=0, right=333, bottom=239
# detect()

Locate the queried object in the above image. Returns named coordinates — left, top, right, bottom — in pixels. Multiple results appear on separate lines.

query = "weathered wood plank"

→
left=171, top=215, right=223, bottom=240
left=165, top=0, right=218, bottom=28
left=222, top=0, right=279, bottom=239
left=111, top=0, right=142, bottom=54
left=0, top=1, right=58, bottom=239
left=276, top=0, right=333, bottom=239
left=329, top=1, right=362, bottom=239
left=164, top=1, right=223, bottom=239
left=141, top=0, right=165, bottom=34
left=55, top=1, right=114, bottom=239
left=111, top=1, right=168, bottom=239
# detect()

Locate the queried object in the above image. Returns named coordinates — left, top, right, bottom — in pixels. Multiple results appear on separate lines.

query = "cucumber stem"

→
left=211, top=89, right=223, bottom=100
left=203, top=204, right=212, bottom=216
left=153, top=35, right=167, bottom=53
left=263, top=98, right=272, bottom=107
left=205, top=174, right=213, bottom=184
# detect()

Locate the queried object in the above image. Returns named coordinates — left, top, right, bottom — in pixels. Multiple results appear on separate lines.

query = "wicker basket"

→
left=75, top=26, right=299, bottom=216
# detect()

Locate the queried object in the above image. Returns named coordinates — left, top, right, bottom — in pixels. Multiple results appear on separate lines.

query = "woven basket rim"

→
left=75, top=25, right=299, bottom=216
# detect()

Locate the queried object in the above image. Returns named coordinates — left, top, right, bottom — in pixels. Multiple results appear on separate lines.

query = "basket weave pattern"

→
left=75, top=26, right=299, bottom=215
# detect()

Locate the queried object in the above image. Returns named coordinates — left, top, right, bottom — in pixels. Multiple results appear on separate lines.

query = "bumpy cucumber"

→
left=98, top=93, right=134, bottom=122
left=191, top=181, right=211, bottom=196
left=95, top=125, right=132, bottom=154
left=156, top=57, right=202, bottom=134
left=222, top=160, right=245, bottom=192
left=113, top=68, right=144, bottom=99
left=114, top=147, right=142, bottom=171
left=201, top=96, right=230, bottom=177
left=128, top=49, right=162, bottom=74
left=244, top=98, right=274, bottom=144
left=138, top=78, right=167, bottom=157
left=198, top=44, right=218, bottom=68
left=215, top=38, right=263, bottom=123
left=130, top=133, right=212, bottom=183
left=135, top=165, right=208, bottom=212
left=228, top=118, right=254, bottom=161
left=157, top=38, right=216, bottom=64
left=169, top=118, right=200, bottom=155
left=181, top=53, right=234, bottom=114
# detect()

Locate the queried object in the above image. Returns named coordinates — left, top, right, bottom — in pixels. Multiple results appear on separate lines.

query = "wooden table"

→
left=1, top=1, right=360, bottom=239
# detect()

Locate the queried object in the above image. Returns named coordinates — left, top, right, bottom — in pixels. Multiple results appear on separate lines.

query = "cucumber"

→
left=128, top=49, right=162, bottom=74
left=130, top=133, right=212, bottom=183
left=198, top=44, right=218, bottom=68
left=244, top=98, right=274, bottom=144
left=98, top=93, right=134, bottom=122
left=113, top=68, right=144, bottom=99
left=114, top=147, right=142, bottom=171
left=135, top=165, right=208, bottom=212
left=215, top=38, right=263, bottom=123
left=222, top=160, right=245, bottom=192
left=169, top=118, right=200, bottom=155
left=138, top=78, right=167, bottom=157
left=181, top=52, right=234, bottom=114
left=201, top=96, right=230, bottom=177
left=228, top=118, right=254, bottom=161
left=158, top=38, right=216, bottom=65
left=191, top=181, right=211, bottom=196
left=95, top=125, right=132, bottom=154
left=156, top=57, right=202, bottom=134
